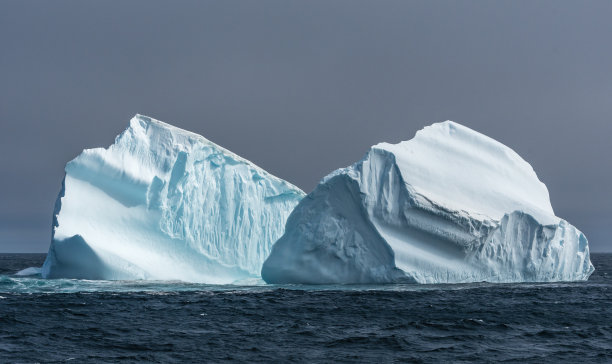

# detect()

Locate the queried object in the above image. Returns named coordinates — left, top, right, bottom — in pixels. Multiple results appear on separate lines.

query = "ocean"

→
left=1, top=253, right=611, bottom=363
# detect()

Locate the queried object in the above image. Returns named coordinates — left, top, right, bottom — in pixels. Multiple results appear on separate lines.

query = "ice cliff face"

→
left=262, top=121, right=594, bottom=284
left=42, top=115, right=305, bottom=283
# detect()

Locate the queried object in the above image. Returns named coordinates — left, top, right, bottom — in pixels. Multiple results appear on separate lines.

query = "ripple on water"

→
left=0, top=253, right=610, bottom=363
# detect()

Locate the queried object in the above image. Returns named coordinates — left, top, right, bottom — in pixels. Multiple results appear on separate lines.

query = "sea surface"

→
left=1, top=253, right=611, bottom=363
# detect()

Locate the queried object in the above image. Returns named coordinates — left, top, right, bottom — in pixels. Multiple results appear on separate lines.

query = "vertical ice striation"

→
left=42, top=114, right=305, bottom=283
left=262, top=121, right=594, bottom=284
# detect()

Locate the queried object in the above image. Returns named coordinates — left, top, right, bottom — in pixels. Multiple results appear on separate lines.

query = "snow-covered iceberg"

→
left=42, top=114, right=305, bottom=283
left=262, top=121, right=594, bottom=284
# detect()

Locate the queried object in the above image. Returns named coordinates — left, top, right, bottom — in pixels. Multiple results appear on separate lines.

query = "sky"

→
left=1, top=1, right=611, bottom=253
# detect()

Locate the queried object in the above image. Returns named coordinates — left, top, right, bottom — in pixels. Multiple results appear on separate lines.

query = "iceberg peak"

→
left=374, top=120, right=554, bottom=223
left=262, top=120, right=593, bottom=284
left=42, top=114, right=305, bottom=283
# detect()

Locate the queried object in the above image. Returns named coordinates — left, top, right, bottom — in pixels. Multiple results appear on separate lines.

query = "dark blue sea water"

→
left=1, top=254, right=611, bottom=363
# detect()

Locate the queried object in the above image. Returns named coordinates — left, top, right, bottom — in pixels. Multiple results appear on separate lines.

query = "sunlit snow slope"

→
left=42, top=115, right=305, bottom=283
left=262, top=121, right=594, bottom=284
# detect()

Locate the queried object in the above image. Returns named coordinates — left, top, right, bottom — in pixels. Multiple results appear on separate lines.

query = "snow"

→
left=15, top=267, right=42, bottom=276
left=262, top=121, right=594, bottom=284
left=42, top=114, right=305, bottom=283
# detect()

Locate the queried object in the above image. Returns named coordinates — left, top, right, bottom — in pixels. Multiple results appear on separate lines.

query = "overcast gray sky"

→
left=1, top=1, right=610, bottom=252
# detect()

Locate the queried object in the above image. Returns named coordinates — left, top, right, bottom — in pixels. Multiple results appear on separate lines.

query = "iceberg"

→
left=262, top=121, right=594, bottom=284
left=42, top=114, right=305, bottom=283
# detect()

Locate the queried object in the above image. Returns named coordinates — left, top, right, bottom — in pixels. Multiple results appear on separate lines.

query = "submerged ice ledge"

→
left=41, top=114, right=305, bottom=283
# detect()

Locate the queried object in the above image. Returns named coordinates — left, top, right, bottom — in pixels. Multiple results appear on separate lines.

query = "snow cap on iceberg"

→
left=262, top=120, right=594, bottom=284
left=42, top=114, right=305, bottom=283
left=380, top=121, right=557, bottom=222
